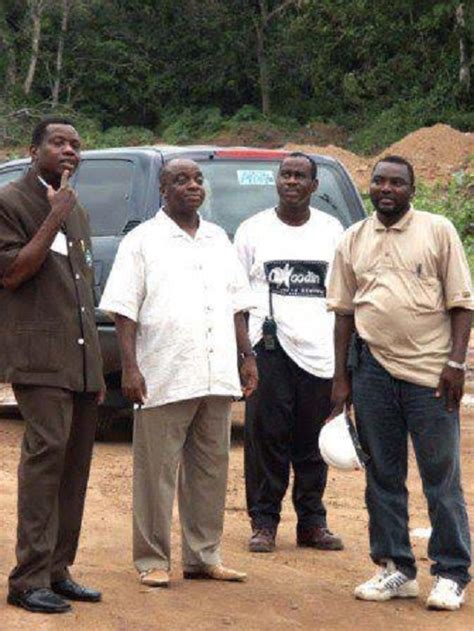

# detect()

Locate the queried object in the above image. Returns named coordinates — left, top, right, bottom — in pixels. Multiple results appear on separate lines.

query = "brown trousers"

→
left=9, top=385, right=97, bottom=593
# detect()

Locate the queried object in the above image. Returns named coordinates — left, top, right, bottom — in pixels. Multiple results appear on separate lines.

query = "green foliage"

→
left=94, top=126, right=155, bottom=149
left=415, top=172, right=474, bottom=276
left=161, top=108, right=223, bottom=144
left=1, top=0, right=472, bottom=135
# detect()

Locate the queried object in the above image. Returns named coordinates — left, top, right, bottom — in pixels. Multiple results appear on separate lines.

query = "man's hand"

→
left=47, top=169, right=77, bottom=223
left=435, top=364, right=464, bottom=412
left=328, top=374, right=352, bottom=420
left=240, top=356, right=258, bottom=398
left=122, top=365, right=147, bottom=404
left=96, top=387, right=106, bottom=406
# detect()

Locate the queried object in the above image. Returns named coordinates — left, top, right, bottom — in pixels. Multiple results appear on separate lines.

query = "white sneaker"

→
left=354, top=560, right=419, bottom=601
left=426, top=576, right=465, bottom=611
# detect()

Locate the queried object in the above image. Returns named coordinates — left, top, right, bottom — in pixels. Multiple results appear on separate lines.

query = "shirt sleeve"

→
left=325, top=218, right=345, bottom=290
left=220, top=233, right=254, bottom=314
left=99, top=232, right=146, bottom=322
left=233, top=222, right=253, bottom=277
left=326, top=233, right=357, bottom=314
left=0, top=200, right=27, bottom=278
left=437, top=219, right=474, bottom=310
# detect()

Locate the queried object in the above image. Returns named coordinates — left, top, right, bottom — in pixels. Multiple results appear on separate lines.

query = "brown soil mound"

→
left=284, top=142, right=372, bottom=189
left=285, top=124, right=474, bottom=190
left=378, top=123, right=474, bottom=185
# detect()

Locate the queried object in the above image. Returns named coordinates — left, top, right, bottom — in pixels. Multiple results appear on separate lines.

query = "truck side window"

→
left=0, top=168, right=24, bottom=188
left=75, top=159, right=134, bottom=237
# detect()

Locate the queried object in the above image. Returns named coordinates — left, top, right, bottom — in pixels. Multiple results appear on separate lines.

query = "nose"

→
left=188, top=178, right=202, bottom=190
left=380, top=179, right=392, bottom=193
left=62, top=143, right=77, bottom=156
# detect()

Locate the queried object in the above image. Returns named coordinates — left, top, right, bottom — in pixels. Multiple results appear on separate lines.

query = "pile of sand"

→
left=377, top=123, right=473, bottom=184
left=285, top=124, right=473, bottom=189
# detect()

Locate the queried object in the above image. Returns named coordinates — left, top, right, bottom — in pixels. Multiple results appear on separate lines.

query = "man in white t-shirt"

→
left=234, top=152, right=344, bottom=553
left=100, top=159, right=258, bottom=588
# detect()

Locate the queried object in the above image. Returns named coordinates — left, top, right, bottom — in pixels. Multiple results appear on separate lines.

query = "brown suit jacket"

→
left=0, top=170, right=104, bottom=391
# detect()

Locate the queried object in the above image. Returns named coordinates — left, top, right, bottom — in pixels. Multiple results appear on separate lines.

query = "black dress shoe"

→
left=51, top=578, right=102, bottom=602
left=7, top=587, right=71, bottom=613
left=297, top=526, right=344, bottom=551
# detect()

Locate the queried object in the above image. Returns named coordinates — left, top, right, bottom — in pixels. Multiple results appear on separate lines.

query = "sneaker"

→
left=248, top=527, right=276, bottom=553
left=426, top=576, right=465, bottom=611
left=354, top=560, right=419, bottom=601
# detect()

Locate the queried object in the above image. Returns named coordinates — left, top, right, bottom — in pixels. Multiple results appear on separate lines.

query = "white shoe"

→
left=354, top=560, right=419, bottom=601
left=426, top=576, right=465, bottom=611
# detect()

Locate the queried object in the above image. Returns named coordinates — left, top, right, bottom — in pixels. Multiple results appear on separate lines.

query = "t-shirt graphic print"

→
left=264, top=260, right=328, bottom=298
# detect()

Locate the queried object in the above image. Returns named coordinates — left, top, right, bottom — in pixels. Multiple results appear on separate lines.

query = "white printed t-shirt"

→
left=234, top=207, right=344, bottom=378
left=99, top=210, right=253, bottom=409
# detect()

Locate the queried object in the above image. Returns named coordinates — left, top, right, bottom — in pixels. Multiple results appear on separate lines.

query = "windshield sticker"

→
left=237, top=170, right=275, bottom=186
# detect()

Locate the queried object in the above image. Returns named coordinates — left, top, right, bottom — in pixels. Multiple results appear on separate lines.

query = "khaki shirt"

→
left=326, top=208, right=474, bottom=387
left=0, top=171, right=104, bottom=391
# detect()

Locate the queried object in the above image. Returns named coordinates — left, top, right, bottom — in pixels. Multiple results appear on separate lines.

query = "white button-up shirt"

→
left=99, top=210, right=253, bottom=408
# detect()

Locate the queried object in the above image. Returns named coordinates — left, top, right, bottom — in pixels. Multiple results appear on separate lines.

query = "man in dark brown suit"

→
left=0, top=117, right=105, bottom=614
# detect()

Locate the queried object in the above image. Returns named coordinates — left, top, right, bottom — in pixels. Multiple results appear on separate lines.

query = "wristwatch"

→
left=446, top=359, right=467, bottom=371
left=240, top=351, right=257, bottom=359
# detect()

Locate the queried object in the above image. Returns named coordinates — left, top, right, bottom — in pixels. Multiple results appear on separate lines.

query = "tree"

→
left=253, top=0, right=302, bottom=116
left=52, top=0, right=72, bottom=106
left=24, top=0, right=48, bottom=96
left=455, top=3, right=470, bottom=97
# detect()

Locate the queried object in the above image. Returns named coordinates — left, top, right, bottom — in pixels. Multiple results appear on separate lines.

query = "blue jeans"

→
left=352, top=345, right=471, bottom=587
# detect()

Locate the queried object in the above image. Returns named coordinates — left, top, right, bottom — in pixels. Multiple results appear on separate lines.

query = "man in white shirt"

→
left=100, top=158, right=258, bottom=587
left=234, top=152, right=344, bottom=553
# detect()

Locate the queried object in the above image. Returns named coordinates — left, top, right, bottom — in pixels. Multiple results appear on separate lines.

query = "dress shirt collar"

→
left=154, top=208, right=214, bottom=241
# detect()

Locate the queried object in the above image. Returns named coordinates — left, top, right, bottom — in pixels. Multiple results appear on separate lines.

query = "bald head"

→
left=160, top=158, right=205, bottom=216
left=160, top=158, right=201, bottom=186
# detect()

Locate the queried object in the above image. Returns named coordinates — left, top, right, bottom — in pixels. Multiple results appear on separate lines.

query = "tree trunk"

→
left=0, top=36, right=17, bottom=96
left=455, top=3, right=470, bottom=95
left=23, top=1, right=44, bottom=96
left=255, top=22, right=271, bottom=117
left=52, top=0, right=71, bottom=106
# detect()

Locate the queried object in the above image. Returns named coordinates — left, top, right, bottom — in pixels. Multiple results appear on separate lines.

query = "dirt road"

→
left=0, top=401, right=473, bottom=631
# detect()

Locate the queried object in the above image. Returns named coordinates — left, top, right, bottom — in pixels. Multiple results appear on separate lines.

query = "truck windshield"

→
left=198, top=160, right=358, bottom=237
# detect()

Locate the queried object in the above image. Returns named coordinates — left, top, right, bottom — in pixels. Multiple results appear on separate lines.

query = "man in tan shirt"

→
left=327, top=155, right=473, bottom=611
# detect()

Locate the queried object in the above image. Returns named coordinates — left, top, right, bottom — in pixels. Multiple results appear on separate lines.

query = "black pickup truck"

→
left=0, top=145, right=366, bottom=435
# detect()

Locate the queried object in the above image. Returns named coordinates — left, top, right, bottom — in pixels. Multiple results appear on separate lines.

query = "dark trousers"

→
left=352, top=345, right=471, bottom=587
left=9, top=385, right=97, bottom=593
left=245, top=340, right=332, bottom=530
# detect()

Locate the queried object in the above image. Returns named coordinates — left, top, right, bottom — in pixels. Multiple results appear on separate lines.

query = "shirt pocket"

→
left=411, top=275, right=441, bottom=312
left=14, top=320, right=63, bottom=373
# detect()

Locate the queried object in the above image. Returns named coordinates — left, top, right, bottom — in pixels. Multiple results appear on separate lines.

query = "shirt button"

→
left=209, top=348, right=214, bottom=354
left=385, top=252, right=390, bottom=257
left=77, top=338, right=85, bottom=345
left=69, top=241, right=73, bottom=247
left=81, top=307, right=86, bottom=313
left=75, top=273, right=80, bottom=280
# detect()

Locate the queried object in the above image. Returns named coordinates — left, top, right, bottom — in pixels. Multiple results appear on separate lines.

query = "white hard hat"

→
left=319, top=412, right=369, bottom=471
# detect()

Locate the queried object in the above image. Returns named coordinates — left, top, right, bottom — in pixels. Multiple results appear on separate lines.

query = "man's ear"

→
left=410, top=184, right=416, bottom=200
left=29, top=144, right=38, bottom=163
left=312, top=178, right=319, bottom=193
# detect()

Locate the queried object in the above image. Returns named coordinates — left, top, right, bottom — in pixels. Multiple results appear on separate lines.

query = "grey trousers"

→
left=133, top=396, right=232, bottom=573
left=9, top=385, right=97, bottom=593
